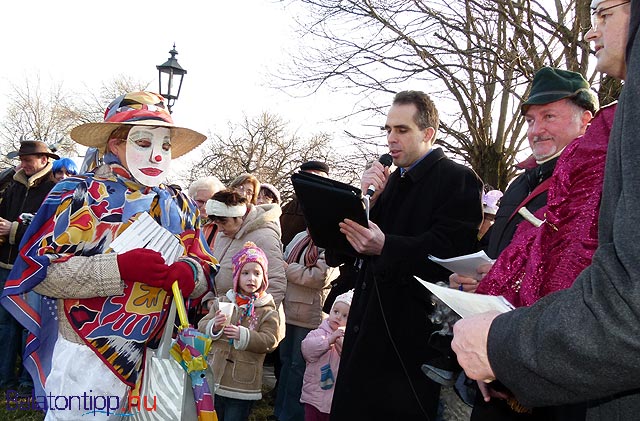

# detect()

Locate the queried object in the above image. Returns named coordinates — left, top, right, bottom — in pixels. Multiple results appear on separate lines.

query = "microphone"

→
left=365, top=153, right=393, bottom=197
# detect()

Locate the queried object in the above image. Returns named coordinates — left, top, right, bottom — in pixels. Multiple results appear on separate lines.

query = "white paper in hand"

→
left=109, top=212, right=184, bottom=264
left=428, top=250, right=494, bottom=279
left=415, top=276, right=513, bottom=318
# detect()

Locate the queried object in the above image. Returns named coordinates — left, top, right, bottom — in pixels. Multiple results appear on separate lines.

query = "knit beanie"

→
left=232, top=241, right=269, bottom=294
left=333, top=289, right=354, bottom=308
left=483, top=190, right=503, bottom=215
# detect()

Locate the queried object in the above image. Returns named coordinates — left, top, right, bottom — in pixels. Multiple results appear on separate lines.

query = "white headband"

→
left=590, top=0, right=604, bottom=8
left=205, top=199, right=247, bottom=217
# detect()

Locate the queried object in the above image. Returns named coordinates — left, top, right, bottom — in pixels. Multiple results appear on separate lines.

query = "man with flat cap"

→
left=448, top=66, right=599, bottom=419
left=450, top=68, right=598, bottom=291
left=0, top=140, right=59, bottom=392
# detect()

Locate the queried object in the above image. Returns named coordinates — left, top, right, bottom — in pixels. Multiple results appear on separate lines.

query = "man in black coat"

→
left=452, top=1, right=639, bottom=419
left=0, top=140, right=58, bottom=391
left=330, top=90, right=483, bottom=420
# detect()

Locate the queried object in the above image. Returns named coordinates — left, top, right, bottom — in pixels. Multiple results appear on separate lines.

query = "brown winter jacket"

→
left=212, top=203, right=287, bottom=339
left=198, top=290, right=280, bottom=400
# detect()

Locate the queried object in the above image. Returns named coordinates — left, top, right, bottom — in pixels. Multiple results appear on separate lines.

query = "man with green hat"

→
left=448, top=67, right=598, bottom=419
left=453, top=0, right=638, bottom=419
left=483, top=67, right=598, bottom=260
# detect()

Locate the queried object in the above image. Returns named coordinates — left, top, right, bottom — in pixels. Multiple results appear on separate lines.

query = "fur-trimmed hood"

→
left=234, top=203, right=282, bottom=240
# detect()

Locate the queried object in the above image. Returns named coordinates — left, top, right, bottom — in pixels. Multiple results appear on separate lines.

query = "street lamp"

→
left=156, top=44, right=187, bottom=113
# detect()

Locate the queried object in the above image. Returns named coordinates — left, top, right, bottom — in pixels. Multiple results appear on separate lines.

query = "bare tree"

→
left=282, top=0, right=613, bottom=190
left=0, top=75, right=79, bottom=165
left=0, top=74, right=151, bottom=170
left=183, top=112, right=345, bottom=203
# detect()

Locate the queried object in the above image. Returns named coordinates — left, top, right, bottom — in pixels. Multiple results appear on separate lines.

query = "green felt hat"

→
left=521, top=67, right=598, bottom=115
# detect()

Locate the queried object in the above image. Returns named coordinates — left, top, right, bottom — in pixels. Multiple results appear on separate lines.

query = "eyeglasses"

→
left=591, top=1, right=630, bottom=30
left=236, top=184, right=254, bottom=198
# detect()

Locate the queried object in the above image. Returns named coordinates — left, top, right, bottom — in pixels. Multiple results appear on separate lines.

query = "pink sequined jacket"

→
left=477, top=103, right=616, bottom=307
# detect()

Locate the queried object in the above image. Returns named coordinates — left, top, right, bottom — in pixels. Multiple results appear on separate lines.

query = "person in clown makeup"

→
left=0, top=91, right=218, bottom=420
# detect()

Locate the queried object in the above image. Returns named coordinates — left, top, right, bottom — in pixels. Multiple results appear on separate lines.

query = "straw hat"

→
left=70, top=91, right=206, bottom=158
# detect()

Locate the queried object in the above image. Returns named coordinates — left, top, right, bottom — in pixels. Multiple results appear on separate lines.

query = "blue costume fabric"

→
left=0, top=163, right=217, bottom=398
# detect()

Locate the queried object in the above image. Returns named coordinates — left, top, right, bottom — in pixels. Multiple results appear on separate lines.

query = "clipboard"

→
left=291, top=171, right=368, bottom=255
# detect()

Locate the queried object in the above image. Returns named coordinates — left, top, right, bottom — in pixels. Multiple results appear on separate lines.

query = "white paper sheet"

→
left=109, top=212, right=184, bottom=264
left=415, top=276, right=513, bottom=318
left=428, top=250, right=495, bottom=279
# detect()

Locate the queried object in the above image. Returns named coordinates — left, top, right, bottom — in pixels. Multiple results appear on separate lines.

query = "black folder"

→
left=291, top=171, right=368, bottom=256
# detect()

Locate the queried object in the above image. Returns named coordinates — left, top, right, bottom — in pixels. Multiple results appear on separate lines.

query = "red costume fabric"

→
left=477, top=104, right=616, bottom=307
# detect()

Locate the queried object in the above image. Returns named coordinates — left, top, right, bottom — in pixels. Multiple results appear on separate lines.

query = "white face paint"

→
left=125, top=126, right=172, bottom=186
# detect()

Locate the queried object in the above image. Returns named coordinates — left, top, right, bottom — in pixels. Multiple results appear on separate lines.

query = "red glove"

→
left=117, top=249, right=167, bottom=288
left=166, top=261, right=196, bottom=297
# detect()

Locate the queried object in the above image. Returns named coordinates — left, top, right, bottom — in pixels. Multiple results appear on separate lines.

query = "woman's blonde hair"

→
left=229, top=173, right=261, bottom=205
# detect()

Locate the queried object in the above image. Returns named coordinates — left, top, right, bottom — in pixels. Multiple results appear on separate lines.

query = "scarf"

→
left=235, top=291, right=266, bottom=330
left=286, top=230, right=319, bottom=267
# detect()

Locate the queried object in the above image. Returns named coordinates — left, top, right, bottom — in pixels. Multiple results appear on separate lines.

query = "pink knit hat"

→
left=231, top=241, right=269, bottom=294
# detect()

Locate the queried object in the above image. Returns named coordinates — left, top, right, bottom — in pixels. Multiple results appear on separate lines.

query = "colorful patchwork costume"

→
left=0, top=92, right=217, bottom=420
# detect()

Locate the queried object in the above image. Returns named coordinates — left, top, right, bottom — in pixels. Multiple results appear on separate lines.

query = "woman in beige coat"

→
left=206, top=190, right=287, bottom=332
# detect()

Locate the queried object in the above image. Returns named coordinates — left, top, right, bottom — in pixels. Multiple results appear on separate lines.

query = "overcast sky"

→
left=0, top=0, right=367, bottom=166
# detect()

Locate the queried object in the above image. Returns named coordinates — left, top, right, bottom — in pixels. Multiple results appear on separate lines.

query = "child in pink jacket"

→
left=299, top=290, right=353, bottom=421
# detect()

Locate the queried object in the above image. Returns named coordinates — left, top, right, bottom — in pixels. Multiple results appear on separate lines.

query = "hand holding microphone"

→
left=362, top=153, right=393, bottom=200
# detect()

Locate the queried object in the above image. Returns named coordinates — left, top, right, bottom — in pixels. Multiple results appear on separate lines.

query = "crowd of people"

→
left=0, top=1, right=637, bottom=420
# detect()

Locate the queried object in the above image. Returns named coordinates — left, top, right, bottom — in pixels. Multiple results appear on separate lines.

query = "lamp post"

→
left=156, top=44, right=187, bottom=114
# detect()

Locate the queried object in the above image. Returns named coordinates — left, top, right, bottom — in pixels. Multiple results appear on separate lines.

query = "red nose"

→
left=154, top=155, right=162, bottom=162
